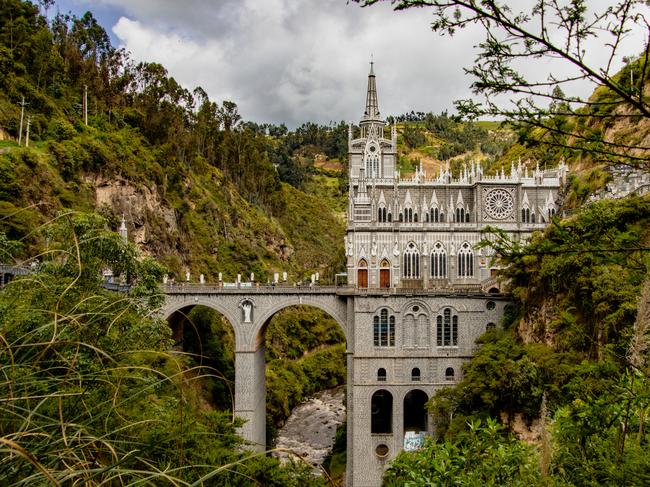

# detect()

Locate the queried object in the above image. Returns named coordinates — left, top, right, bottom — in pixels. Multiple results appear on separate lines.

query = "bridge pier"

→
left=234, top=346, right=266, bottom=450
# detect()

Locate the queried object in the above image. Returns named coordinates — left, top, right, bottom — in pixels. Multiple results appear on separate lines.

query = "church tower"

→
left=348, top=61, right=397, bottom=183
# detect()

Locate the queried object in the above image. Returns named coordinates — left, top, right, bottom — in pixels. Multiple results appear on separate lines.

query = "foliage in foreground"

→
left=383, top=419, right=546, bottom=487
left=0, top=213, right=323, bottom=485
left=415, top=195, right=650, bottom=485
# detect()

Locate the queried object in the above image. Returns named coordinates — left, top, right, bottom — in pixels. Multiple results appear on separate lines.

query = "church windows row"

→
left=377, top=207, right=392, bottom=222
left=373, top=309, right=395, bottom=347
left=521, top=208, right=536, bottom=223
left=428, top=207, right=444, bottom=223
left=436, top=308, right=458, bottom=346
left=457, top=242, right=474, bottom=278
left=399, top=208, right=417, bottom=223
left=455, top=207, right=470, bottom=223
left=376, top=367, right=421, bottom=382
left=374, top=307, right=461, bottom=348
left=403, top=243, right=420, bottom=279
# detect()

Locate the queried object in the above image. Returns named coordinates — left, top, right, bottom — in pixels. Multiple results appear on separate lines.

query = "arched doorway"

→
left=371, top=389, right=393, bottom=434
left=358, top=259, right=368, bottom=288
left=380, top=259, right=391, bottom=288
left=403, top=389, right=428, bottom=432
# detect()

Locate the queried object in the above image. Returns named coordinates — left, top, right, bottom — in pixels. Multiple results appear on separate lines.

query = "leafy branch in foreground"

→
left=356, top=0, right=650, bottom=167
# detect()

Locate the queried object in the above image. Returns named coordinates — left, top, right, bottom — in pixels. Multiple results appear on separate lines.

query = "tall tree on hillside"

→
left=356, top=0, right=650, bottom=168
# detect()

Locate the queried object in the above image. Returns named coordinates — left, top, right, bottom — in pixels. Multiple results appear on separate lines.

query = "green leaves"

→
left=384, top=418, right=545, bottom=486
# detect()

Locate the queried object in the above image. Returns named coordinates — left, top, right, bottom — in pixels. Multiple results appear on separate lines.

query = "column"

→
left=234, top=346, right=266, bottom=450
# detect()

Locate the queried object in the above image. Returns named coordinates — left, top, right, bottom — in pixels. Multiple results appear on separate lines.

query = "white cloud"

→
left=84, top=0, right=649, bottom=126
left=106, top=0, right=483, bottom=126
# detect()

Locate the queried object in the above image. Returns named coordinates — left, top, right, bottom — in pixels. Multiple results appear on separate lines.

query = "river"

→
left=272, top=386, right=346, bottom=470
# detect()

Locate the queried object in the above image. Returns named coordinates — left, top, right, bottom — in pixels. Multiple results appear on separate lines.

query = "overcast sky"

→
left=52, top=0, right=646, bottom=128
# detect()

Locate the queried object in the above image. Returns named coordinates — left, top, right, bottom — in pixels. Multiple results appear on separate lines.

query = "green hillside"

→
left=0, top=2, right=347, bottom=283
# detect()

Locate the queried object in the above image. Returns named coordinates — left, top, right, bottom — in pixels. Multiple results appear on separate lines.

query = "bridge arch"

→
left=251, top=296, right=348, bottom=350
left=161, top=296, right=243, bottom=348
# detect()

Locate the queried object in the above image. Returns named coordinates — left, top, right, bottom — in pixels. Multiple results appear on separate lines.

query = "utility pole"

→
left=18, top=97, right=29, bottom=146
left=83, top=85, right=88, bottom=126
left=25, top=116, right=31, bottom=148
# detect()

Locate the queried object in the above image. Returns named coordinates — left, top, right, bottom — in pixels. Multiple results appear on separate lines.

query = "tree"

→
left=356, top=0, right=650, bottom=168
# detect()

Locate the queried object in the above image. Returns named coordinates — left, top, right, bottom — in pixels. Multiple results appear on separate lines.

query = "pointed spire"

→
left=363, top=57, right=380, bottom=120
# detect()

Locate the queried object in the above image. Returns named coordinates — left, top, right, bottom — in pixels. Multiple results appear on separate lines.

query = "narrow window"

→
left=411, top=368, right=421, bottom=381
left=437, top=308, right=459, bottom=346
left=374, top=309, right=395, bottom=347
left=377, top=368, right=387, bottom=381
left=458, top=243, right=474, bottom=278
left=445, top=367, right=455, bottom=381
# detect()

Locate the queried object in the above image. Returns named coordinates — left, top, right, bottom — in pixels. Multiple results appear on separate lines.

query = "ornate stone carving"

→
left=484, top=188, right=514, bottom=220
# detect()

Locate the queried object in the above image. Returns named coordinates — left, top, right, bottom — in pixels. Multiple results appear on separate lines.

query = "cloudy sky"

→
left=52, top=0, right=645, bottom=127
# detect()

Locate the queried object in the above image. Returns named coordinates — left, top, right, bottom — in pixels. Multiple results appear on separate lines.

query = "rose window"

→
left=484, top=189, right=514, bottom=220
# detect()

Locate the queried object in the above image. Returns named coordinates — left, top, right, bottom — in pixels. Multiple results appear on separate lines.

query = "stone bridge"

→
left=161, top=284, right=351, bottom=450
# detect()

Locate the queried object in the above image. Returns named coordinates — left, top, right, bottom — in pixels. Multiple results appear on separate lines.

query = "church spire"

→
left=363, top=56, right=380, bottom=120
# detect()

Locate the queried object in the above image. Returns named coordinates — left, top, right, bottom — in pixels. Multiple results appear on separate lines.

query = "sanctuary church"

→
left=345, top=61, right=567, bottom=292
left=343, top=62, right=566, bottom=486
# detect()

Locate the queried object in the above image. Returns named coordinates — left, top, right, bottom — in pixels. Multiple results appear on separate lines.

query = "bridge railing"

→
left=161, top=283, right=503, bottom=296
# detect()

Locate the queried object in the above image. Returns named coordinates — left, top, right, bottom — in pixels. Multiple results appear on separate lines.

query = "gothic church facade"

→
left=344, top=63, right=566, bottom=486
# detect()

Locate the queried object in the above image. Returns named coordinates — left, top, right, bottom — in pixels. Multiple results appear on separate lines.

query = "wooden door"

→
left=358, top=269, right=368, bottom=288
left=380, top=269, right=390, bottom=288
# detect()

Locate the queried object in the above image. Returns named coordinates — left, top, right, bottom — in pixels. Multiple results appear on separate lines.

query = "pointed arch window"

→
left=373, top=308, right=395, bottom=347
left=430, top=242, right=447, bottom=278
left=457, top=242, right=474, bottom=278
left=436, top=308, right=458, bottom=346
left=378, top=206, right=387, bottom=222
left=402, top=243, right=420, bottom=279
left=521, top=207, right=531, bottom=223
left=366, top=154, right=380, bottom=178
left=430, top=207, right=440, bottom=223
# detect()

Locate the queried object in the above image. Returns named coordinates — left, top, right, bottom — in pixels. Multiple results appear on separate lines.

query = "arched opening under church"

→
left=403, top=389, right=428, bottom=432
left=166, top=305, right=236, bottom=412
left=371, top=390, right=393, bottom=434
left=261, top=305, right=347, bottom=478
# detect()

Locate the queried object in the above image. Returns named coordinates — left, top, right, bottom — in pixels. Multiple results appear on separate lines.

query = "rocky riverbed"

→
left=272, top=386, right=346, bottom=469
